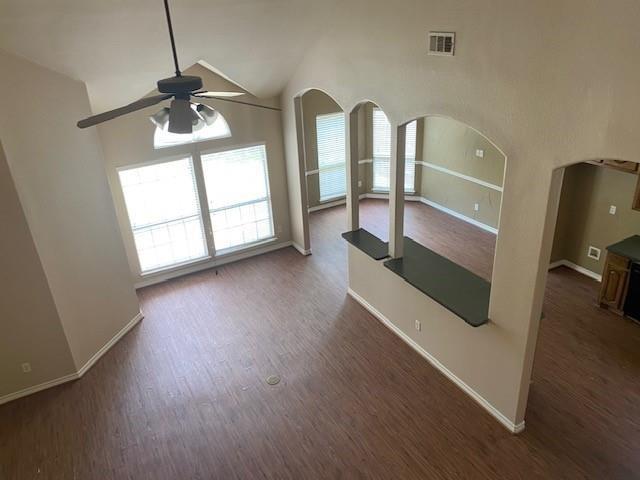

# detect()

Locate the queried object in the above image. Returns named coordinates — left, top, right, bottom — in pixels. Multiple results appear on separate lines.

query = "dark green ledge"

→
left=342, top=229, right=390, bottom=260
left=607, top=235, right=640, bottom=263
left=383, top=237, right=490, bottom=327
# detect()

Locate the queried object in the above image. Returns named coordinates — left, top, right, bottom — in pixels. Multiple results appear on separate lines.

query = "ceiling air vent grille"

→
left=428, top=32, right=455, bottom=56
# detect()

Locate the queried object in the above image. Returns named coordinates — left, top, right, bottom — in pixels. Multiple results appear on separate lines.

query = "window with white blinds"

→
left=316, top=112, right=346, bottom=201
left=119, top=158, right=207, bottom=273
left=372, top=108, right=417, bottom=192
left=201, top=144, right=274, bottom=251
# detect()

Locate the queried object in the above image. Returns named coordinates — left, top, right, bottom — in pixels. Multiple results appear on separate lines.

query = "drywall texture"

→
left=0, top=50, right=140, bottom=374
left=552, top=163, right=640, bottom=275
left=0, top=141, right=76, bottom=398
left=97, top=64, right=292, bottom=283
left=420, top=116, right=505, bottom=229
left=281, top=0, right=640, bottom=427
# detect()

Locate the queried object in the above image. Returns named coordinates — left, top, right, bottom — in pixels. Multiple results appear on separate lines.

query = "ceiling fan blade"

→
left=192, top=95, right=282, bottom=112
left=77, top=93, right=172, bottom=128
left=193, top=91, right=245, bottom=98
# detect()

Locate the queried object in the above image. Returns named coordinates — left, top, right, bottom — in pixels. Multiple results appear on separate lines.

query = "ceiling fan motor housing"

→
left=157, top=75, right=203, bottom=94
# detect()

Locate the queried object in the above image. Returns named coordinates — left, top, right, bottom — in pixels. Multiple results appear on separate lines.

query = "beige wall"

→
left=281, top=0, right=640, bottom=428
left=0, top=140, right=76, bottom=397
left=0, top=50, right=140, bottom=379
left=97, top=64, right=292, bottom=284
left=419, top=116, right=505, bottom=229
left=552, top=163, right=640, bottom=275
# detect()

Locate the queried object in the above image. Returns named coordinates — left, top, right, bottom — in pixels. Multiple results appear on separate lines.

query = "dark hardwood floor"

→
left=1, top=199, right=638, bottom=479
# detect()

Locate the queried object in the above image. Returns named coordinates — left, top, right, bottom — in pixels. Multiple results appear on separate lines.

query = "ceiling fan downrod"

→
left=163, top=0, right=181, bottom=77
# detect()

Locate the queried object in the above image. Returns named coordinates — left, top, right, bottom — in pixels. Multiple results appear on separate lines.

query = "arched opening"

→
left=529, top=157, right=640, bottom=446
left=400, top=115, right=506, bottom=282
left=294, top=88, right=347, bottom=253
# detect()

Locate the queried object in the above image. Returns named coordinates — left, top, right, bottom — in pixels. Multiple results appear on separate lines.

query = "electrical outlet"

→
left=474, top=203, right=480, bottom=212
left=609, top=205, right=617, bottom=215
left=415, top=320, right=421, bottom=331
left=475, top=149, right=484, bottom=158
left=358, top=180, right=363, bottom=188
left=276, top=224, right=282, bottom=234
left=21, top=363, right=31, bottom=373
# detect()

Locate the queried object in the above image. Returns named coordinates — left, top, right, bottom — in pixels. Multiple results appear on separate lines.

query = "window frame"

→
left=372, top=108, right=417, bottom=194
left=315, top=111, right=347, bottom=203
left=117, top=142, right=277, bottom=276
left=199, top=142, right=276, bottom=254
left=117, top=154, right=210, bottom=275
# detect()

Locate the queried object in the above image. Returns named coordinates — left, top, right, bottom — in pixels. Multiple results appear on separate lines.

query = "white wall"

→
left=281, top=0, right=640, bottom=428
left=0, top=50, right=140, bottom=371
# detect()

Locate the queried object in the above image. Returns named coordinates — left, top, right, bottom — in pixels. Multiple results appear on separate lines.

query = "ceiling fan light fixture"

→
left=195, top=104, right=219, bottom=126
left=168, top=99, right=194, bottom=134
left=149, top=107, right=170, bottom=129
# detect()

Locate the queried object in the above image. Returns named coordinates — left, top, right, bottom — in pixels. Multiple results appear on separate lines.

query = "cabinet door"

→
left=602, top=267, right=627, bottom=307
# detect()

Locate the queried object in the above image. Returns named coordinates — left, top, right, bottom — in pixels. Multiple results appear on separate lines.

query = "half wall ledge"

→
left=342, top=229, right=390, bottom=260
left=383, top=237, right=490, bottom=327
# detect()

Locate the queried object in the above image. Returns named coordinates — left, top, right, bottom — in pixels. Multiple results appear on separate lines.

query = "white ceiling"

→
left=0, top=0, right=336, bottom=112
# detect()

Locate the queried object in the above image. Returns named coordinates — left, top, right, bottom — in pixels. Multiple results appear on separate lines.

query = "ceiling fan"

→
left=77, top=0, right=280, bottom=133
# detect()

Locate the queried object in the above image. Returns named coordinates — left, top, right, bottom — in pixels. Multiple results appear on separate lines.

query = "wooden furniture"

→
left=633, top=172, right=640, bottom=211
left=599, top=236, right=640, bottom=315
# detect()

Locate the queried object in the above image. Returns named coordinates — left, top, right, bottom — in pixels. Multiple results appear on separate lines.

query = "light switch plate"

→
left=474, top=203, right=480, bottom=212
left=609, top=205, right=617, bottom=215
left=475, top=149, right=484, bottom=158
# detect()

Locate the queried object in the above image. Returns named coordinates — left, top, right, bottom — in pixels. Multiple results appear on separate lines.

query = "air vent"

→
left=428, top=32, right=455, bottom=56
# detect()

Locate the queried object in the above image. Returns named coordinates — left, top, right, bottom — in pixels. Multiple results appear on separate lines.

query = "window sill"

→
left=319, top=194, right=346, bottom=203
left=215, top=236, right=278, bottom=257
left=140, top=255, right=212, bottom=277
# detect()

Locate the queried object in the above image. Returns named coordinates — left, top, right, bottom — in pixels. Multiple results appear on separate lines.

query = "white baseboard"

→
left=347, top=287, right=525, bottom=434
left=419, top=199, right=498, bottom=235
left=292, top=242, right=312, bottom=256
left=0, top=311, right=144, bottom=406
left=76, top=312, right=144, bottom=377
left=308, top=198, right=346, bottom=212
left=357, top=193, right=498, bottom=235
left=549, top=259, right=602, bottom=282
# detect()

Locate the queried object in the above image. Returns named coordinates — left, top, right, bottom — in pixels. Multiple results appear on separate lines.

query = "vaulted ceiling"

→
left=0, top=0, right=337, bottom=112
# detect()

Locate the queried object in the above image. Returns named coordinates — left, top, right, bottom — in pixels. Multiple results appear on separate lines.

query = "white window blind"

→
left=372, top=108, right=416, bottom=192
left=201, top=144, right=274, bottom=251
left=316, top=112, right=346, bottom=201
left=119, top=158, right=207, bottom=273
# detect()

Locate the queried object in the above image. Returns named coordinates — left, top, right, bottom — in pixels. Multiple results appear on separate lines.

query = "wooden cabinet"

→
left=599, top=252, right=631, bottom=314
left=633, top=173, right=640, bottom=212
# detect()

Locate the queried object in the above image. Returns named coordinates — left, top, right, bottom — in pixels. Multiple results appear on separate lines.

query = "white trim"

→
left=347, top=288, right=525, bottom=434
left=309, top=198, right=347, bottom=212
left=0, top=312, right=144, bottom=406
left=76, top=312, right=144, bottom=377
left=0, top=372, right=80, bottom=406
left=135, top=240, right=293, bottom=288
left=548, top=259, right=602, bottom=282
left=419, top=199, right=498, bottom=235
left=292, top=242, right=312, bottom=256
left=417, top=161, right=503, bottom=192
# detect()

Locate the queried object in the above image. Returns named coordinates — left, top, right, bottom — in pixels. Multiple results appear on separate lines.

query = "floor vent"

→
left=428, top=32, right=455, bottom=56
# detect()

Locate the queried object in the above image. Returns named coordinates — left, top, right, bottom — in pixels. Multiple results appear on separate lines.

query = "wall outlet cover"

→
left=415, top=320, right=421, bottom=331
left=474, top=203, right=480, bottom=211
left=587, top=246, right=601, bottom=261
left=609, top=205, right=617, bottom=215
left=475, top=149, right=484, bottom=158
left=358, top=180, right=363, bottom=188
left=21, top=363, right=31, bottom=373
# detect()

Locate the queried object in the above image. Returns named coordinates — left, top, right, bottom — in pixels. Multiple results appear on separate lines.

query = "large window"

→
left=119, top=158, right=207, bottom=273
left=316, top=112, right=346, bottom=201
left=372, top=108, right=417, bottom=192
left=119, top=144, right=274, bottom=274
left=201, top=145, right=274, bottom=251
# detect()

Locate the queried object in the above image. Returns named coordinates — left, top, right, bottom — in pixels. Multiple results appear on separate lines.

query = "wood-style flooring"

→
left=1, top=199, right=638, bottom=479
